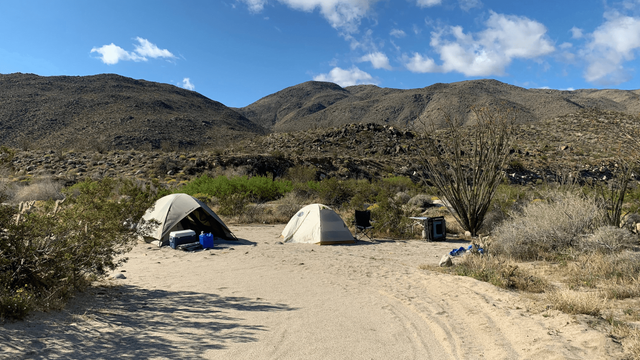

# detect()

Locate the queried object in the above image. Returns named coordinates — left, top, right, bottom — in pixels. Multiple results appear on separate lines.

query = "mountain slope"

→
left=0, top=73, right=266, bottom=150
left=238, top=79, right=640, bottom=132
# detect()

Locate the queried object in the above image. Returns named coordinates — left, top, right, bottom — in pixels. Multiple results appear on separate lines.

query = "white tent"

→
left=140, top=193, right=235, bottom=245
left=281, top=204, right=355, bottom=245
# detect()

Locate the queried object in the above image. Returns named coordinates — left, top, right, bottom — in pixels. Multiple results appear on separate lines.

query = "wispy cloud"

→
left=404, top=11, right=555, bottom=76
left=458, top=0, right=482, bottom=11
left=239, top=0, right=377, bottom=34
left=416, top=0, right=441, bottom=8
left=359, top=52, right=392, bottom=69
left=242, top=0, right=267, bottom=13
left=582, top=11, right=640, bottom=85
left=313, top=66, right=377, bottom=86
left=134, top=37, right=175, bottom=59
left=390, top=28, right=406, bottom=38
left=182, top=78, right=195, bottom=90
left=91, top=38, right=175, bottom=65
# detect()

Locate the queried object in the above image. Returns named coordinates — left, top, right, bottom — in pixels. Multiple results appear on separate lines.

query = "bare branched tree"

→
left=418, top=105, right=517, bottom=236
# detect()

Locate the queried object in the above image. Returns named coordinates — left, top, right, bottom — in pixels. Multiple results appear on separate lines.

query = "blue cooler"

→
left=169, top=230, right=197, bottom=249
left=199, top=232, right=214, bottom=249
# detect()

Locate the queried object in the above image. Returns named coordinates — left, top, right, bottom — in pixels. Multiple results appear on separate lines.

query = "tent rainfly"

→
left=140, top=193, right=235, bottom=245
left=281, top=204, right=355, bottom=245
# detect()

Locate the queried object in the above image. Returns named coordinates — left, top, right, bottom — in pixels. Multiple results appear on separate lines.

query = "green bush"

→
left=370, top=186, right=413, bottom=238
left=179, top=174, right=292, bottom=203
left=381, top=176, right=420, bottom=194
left=0, top=178, right=155, bottom=320
left=284, top=165, right=318, bottom=183
left=306, top=177, right=354, bottom=206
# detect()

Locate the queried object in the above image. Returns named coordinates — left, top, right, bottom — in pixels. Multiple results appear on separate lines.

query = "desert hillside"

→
left=1, top=73, right=640, bottom=155
left=0, top=73, right=266, bottom=150
left=237, top=79, right=640, bottom=132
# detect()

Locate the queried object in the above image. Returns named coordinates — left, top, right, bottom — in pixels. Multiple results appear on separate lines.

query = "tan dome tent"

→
left=282, top=204, right=355, bottom=245
left=140, top=193, right=235, bottom=245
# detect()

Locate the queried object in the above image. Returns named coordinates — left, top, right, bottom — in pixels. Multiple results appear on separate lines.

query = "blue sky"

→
left=2, top=1, right=640, bottom=107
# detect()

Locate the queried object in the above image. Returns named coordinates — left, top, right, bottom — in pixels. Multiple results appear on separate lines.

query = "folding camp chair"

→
left=353, top=210, right=374, bottom=240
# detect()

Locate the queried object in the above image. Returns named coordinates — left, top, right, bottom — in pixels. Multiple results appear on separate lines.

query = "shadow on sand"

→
left=1, top=284, right=295, bottom=359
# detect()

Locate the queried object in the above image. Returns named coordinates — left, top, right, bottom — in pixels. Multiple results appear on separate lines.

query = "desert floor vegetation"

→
left=429, top=184, right=640, bottom=357
left=3, top=167, right=640, bottom=357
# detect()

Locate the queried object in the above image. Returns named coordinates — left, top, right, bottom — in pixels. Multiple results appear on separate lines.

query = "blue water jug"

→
left=199, top=232, right=214, bottom=249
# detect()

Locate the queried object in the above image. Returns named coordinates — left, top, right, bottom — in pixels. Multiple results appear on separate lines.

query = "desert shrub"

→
left=407, top=194, right=433, bottom=209
left=394, top=192, right=411, bottom=205
left=284, top=164, right=317, bottom=183
left=179, top=174, right=293, bottom=203
left=370, top=187, right=413, bottom=238
left=306, top=177, right=354, bottom=207
left=150, top=156, right=182, bottom=177
left=0, top=179, right=16, bottom=203
left=381, top=176, right=419, bottom=194
left=610, top=324, right=640, bottom=359
left=0, top=146, right=14, bottom=170
left=492, top=190, right=603, bottom=260
left=274, top=191, right=307, bottom=218
left=447, top=254, right=547, bottom=292
left=218, top=192, right=250, bottom=216
left=13, top=177, right=64, bottom=202
left=580, top=226, right=638, bottom=253
left=0, top=178, right=155, bottom=320
left=546, top=290, right=604, bottom=316
left=566, top=252, right=640, bottom=294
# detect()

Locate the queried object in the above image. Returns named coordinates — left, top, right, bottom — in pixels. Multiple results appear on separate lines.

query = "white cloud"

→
left=559, top=42, right=573, bottom=49
left=91, top=38, right=175, bottom=65
left=416, top=0, right=441, bottom=7
left=90, top=43, right=145, bottom=65
left=458, top=0, right=481, bottom=11
left=403, top=53, right=440, bottom=73
left=182, top=78, right=195, bottom=90
left=133, top=37, right=175, bottom=59
left=583, top=12, right=640, bottom=84
left=359, top=52, right=392, bottom=69
left=313, top=66, right=377, bottom=86
left=407, top=12, right=554, bottom=76
left=240, top=0, right=377, bottom=33
left=390, top=28, right=406, bottom=38
left=570, top=26, right=583, bottom=39
left=241, top=0, right=267, bottom=13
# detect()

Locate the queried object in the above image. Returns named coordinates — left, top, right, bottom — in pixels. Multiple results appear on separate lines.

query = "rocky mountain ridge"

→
left=5, top=108, right=638, bottom=189
left=236, top=79, right=640, bottom=133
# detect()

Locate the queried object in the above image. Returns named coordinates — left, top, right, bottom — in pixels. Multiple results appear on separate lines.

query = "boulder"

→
left=439, top=254, right=453, bottom=267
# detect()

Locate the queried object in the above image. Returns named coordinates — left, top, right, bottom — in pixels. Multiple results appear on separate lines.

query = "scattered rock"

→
left=439, top=255, right=453, bottom=267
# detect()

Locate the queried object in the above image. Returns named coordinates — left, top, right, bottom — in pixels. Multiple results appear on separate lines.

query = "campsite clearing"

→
left=0, top=224, right=623, bottom=359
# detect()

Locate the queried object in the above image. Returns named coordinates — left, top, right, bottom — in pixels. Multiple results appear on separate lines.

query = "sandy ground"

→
left=0, top=224, right=625, bottom=359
